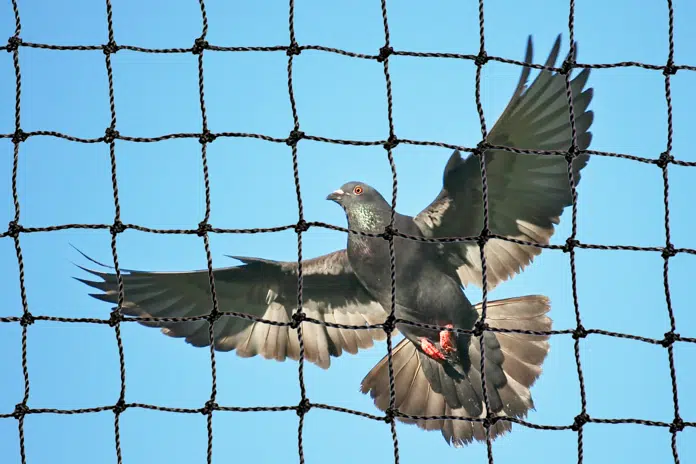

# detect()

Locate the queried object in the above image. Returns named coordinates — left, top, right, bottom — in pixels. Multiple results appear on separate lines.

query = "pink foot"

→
left=420, top=337, right=446, bottom=361
left=440, top=324, right=456, bottom=353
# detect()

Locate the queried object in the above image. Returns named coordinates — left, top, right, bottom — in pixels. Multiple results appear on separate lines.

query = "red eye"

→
left=353, top=185, right=364, bottom=195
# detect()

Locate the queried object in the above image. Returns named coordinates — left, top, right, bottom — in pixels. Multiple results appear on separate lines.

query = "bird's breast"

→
left=347, top=238, right=390, bottom=288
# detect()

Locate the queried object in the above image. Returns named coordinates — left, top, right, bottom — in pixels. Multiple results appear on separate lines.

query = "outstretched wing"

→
left=414, top=35, right=593, bottom=290
left=75, top=249, right=389, bottom=369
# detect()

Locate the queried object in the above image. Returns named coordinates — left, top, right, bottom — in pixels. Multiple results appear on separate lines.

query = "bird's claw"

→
left=440, top=324, right=456, bottom=353
left=420, top=338, right=446, bottom=361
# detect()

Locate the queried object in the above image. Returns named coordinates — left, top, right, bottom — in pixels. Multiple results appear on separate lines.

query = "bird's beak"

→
left=326, top=189, right=344, bottom=203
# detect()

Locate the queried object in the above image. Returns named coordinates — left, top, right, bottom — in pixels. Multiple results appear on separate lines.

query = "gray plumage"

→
left=75, top=34, right=592, bottom=447
left=75, top=249, right=388, bottom=369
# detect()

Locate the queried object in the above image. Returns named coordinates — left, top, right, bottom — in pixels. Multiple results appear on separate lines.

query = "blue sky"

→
left=1, top=0, right=696, bottom=463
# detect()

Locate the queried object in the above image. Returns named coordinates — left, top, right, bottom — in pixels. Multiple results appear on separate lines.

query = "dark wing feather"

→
left=74, top=249, right=389, bottom=369
left=414, top=35, right=593, bottom=290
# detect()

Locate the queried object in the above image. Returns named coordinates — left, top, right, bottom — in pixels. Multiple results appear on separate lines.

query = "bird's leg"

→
left=419, top=338, right=446, bottom=361
left=439, top=324, right=456, bottom=353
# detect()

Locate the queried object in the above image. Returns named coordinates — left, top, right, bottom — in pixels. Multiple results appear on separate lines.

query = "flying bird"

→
left=75, top=34, right=593, bottom=447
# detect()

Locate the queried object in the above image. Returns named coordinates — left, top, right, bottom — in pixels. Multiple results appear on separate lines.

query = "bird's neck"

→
left=346, top=204, right=390, bottom=234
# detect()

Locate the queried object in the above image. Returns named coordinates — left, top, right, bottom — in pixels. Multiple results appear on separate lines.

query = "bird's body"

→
left=75, top=34, right=594, bottom=447
left=341, top=194, right=476, bottom=353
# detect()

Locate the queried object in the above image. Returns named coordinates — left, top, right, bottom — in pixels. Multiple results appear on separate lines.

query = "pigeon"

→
left=75, top=34, right=593, bottom=447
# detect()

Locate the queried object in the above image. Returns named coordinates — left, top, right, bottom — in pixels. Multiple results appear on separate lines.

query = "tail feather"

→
left=360, top=295, right=551, bottom=447
left=473, top=295, right=551, bottom=393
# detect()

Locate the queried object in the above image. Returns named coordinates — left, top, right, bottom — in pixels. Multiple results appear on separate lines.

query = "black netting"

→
left=2, top=0, right=696, bottom=463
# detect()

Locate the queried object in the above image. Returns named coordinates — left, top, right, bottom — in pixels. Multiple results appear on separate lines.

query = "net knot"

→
left=661, top=331, right=679, bottom=348
left=103, top=127, right=120, bottom=144
left=110, top=220, right=126, bottom=234
left=474, top=51, right=489, bottom=66
left=12, top=129, right=28, bottom=144
left=286, top=130, right=304, bottom=146
left=657, top=151, right=674, bottom=169
left=6, top=36, right=22, bottom=52
left=290, top=311, right=306, bottom=329
left=563, top=237, right=579, bottom=253
left=20, top=312, right=35, bottom=327
left=381, top=225, right=395, bottom=240
left=192, top=37, right=209, bottom=55
left=7, top=221, right=22, bottom=238
left=473, top=141, right=490, bottom=158
left=12, top=402, right=29, bottom=419
left=112, top=399, right=127, bottom=415
left=102, top=41, right=119, bottom=55
left=384, top=407, right=396, bottom=422
left=383, top=135, right=399, bottom=151
left=376, top=45, right=393, bottom=62
left=481, top=415, right=496, bottom=429
left=296, top=398, right=311, bottom=416
left=286, top=42, right=301, bottom=57
left=207, top=309, right=221, bottom=325
left=382, top=315, right=396, bottom=334
left=201, top=399, right=218, bottom=415
left=670, top=417, right=685, bottom=433
left=571, top=412, right=590, bottom=431
left=565, top=145, right=578, bottom=163
left=572, top=324, right=588, bottom=340
left=199, top=130, right=216, bottom=144
left=294, top=220, right=310, bottom=233
left=108, top=309, right=122, bottom=327
left=473, top=320, right=489, bottom=337
left=663, top=61, right=678, bottom=76
left=662, top=244, right=676, bottom=259
left=559, top=59, right=574, bottom=75
left=477, top=227, right=491, bottom=247
left=196, top=221, right=212, bottom=236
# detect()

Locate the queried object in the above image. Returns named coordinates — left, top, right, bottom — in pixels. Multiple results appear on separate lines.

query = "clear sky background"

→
left=1, top=0, right=696, bottom=463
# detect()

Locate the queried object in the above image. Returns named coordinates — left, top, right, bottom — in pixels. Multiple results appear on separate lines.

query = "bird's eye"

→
left=353, top=185, right=364, bottom=195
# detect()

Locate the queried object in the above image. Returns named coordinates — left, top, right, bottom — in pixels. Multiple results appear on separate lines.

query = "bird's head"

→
left=326, top=182, right=391, bottom=230
left=326, top=181, right=389, bottom=208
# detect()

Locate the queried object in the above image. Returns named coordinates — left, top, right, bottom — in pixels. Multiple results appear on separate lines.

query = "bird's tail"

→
left=359, top=295, right=551, bottom=447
